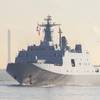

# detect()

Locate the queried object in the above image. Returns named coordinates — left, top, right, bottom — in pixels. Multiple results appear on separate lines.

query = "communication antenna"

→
left=8, top=29, right=11, bottom=63
left=58, top=27, right=62, bottom=49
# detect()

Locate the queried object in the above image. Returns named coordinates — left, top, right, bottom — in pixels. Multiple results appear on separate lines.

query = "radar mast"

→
left=38, top=15, right=60, bottom=43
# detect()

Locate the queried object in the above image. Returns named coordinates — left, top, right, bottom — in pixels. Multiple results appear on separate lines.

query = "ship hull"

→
left=7, top=63, right=100, bottom=86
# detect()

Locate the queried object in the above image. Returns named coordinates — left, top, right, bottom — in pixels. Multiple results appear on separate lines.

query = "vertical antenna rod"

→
left=8, top=30, right=11, bottom=63
left=58, top=27, right=62, bottom=49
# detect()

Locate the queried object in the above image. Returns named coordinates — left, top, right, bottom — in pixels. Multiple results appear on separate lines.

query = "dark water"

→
left=0, top=70, right=100, bottom=100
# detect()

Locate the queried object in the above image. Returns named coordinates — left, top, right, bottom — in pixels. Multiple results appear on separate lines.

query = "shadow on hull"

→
left=7, top=63, right=100, bottom=86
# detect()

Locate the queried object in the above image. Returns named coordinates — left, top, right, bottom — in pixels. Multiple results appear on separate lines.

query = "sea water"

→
left=0, top=70, right=100, bottom=100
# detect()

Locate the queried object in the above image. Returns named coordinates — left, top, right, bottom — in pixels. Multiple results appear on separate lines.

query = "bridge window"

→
left=71, top=59, right=75, bottom=67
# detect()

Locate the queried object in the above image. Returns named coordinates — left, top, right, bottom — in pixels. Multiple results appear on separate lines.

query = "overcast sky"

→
left=0, top=0, right=100, bottom=69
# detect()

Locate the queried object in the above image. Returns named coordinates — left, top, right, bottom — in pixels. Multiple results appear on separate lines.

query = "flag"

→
left=36, top=25, right=41, bottom=36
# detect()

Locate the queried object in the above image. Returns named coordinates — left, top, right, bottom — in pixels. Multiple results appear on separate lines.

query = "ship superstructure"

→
left=15, top=16, right=63, bottom=65
left=7, top=16, right=100, bottom=86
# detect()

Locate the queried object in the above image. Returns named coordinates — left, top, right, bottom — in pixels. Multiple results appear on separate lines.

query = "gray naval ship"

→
left=7, top=16, right=100, bottom=86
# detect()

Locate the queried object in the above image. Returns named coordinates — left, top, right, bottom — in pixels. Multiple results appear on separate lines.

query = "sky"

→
left=0, top=0, right=100, bottom=69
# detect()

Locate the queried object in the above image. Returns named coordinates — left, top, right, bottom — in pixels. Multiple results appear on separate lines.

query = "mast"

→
left=58, top=27, right=62, bottom=49
left=38, top=15, right=60, bottom=43
left=8, top=30, right=11, bottom=63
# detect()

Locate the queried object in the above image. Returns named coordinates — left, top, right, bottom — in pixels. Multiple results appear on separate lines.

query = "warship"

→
left=7, top=16, right=100, bottom=86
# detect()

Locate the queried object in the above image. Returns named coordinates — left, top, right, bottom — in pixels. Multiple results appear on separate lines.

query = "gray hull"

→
left=7, top=63, right=100, bottom=86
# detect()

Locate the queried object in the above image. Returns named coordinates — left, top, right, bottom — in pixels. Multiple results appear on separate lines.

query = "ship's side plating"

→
left=7, top=63, right=100, bottom=86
